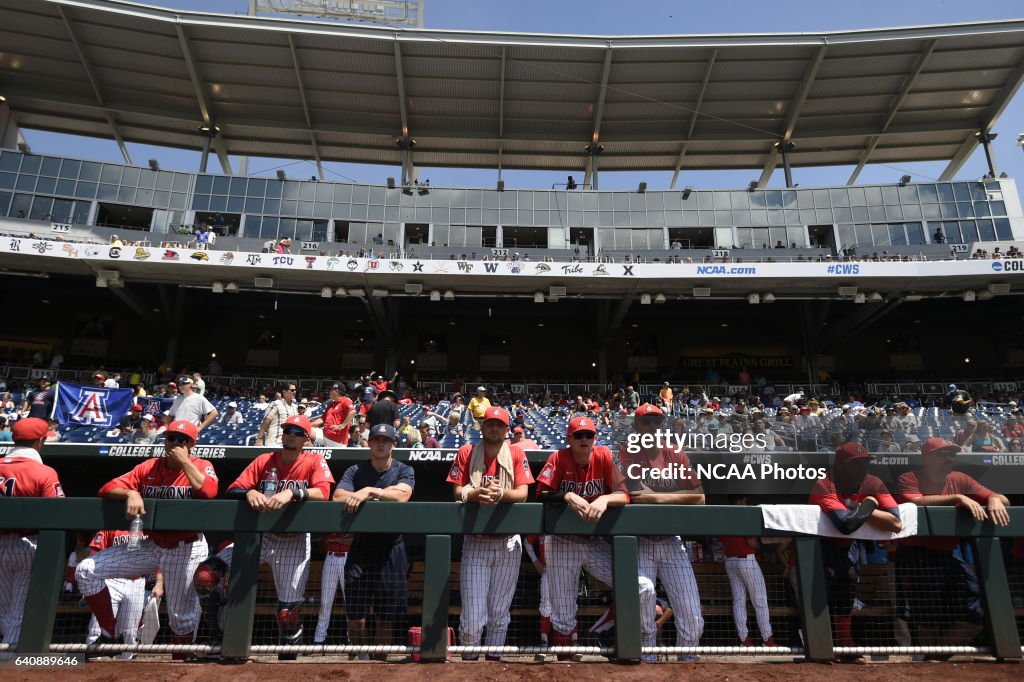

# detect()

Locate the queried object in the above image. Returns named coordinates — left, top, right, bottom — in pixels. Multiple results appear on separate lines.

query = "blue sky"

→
left=18, top=0, right=1024, bottom=190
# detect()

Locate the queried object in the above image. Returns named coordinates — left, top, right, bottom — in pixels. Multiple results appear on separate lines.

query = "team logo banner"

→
left=138, top=395, right=175, bottom=417
left=53, top=383, right=135, bottom=427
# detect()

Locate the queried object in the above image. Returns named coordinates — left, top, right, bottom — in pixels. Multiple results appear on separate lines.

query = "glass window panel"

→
left=784, top=209, right=800, bottom=224
left=450, top=208, right=466, bottom=223
left=40, top=157, right=61, bottom=177
left=815, top=209, right=833, bottom=223
left=995, top=219, right=1012, bottom=240
left=245, top=197, right=264, bottom=213
left=974, top=202, right=991, bottom=217
left=855, top=224, right=872, bottom=247
left=57, top=179, right=75, bottom=196
left=837, top=224, right=854, bottom=250
left=449, top=225, right=466, bottom=246
left=902, top=204, right=922, bottom=220
left=812, top=189, right=830, bottom=208
left=936, top=184, right=955, bottom=202
left=611, top=193, right=628, bottom=211
left=907, top=223, right=924, bottom=245
left=122, top=167, right=140, bottom=187
left=764, top=190, right=783, bottom=209
left=990, top=200, right=1006, bottom=215
left=597, top=192, right=613, bottom=210
left=172, top=174, right=190, bottom=192
left=10, top=193, right=32, bottom=217
left=30, top=196, right=53, bottom=220
left=502, top=192, right=519, bottom=209
left=969, top=183, right=987, bottom=201
left=766, top=209, right=785, bottom=224
left=733, top=210, right=751, bottom=227
left=922, top=203, right=941, bottom=220
left=697, top=192, right=714, bottom=210
left=137, top=170, right=156, bottom=189
left=504, top=208, right=522, bottom=223
left=71, top=201, right=90, bottom=225
left=281, top=218, right=298, bottom=240
left=614, top=212, right=630, bottom=226
left=315, top=202, right=334, bottom=219
left=483, top=191, right=499, bottom=209
left=78, top=162, right=100, bottom=182
left=863, top=186, right=882, bottom=205
left=193, top=175, right=213, bottom=194
left=350, top=203, right=368, bottom=220
left=645, top=193, right=663, bottom=211
left=799, top=209, right=817, bottom=224
left=98, top=184, right=118, bottom=200
left=787, top=226, right=806, bottom=247
left=682, top=211, right=698, bottom=226
left=938, top=221, right=960, bottom=244
left=212, top=176, right=230, bottom=195
left=884, top=204, right=903, bottom=220
left=366, top=186, right=384, bottom=204
left=889, top=224, right=907, bottom=246
left=781, top=190, right=798, bottom=208
left=298, top=182, right=315, bottom=201
left=263, top=198, right=280, bottom=214
left=952, top=183, right=972, bottom=201
left=797, top=190, right=814, bottom=209
left=209, top=195, right=227, bottom=211
left=833, top=207, right=852, bottom=223
left=247, top=178, right=267, bottom=197
left=0, top=152, right=22, bottom=172
left=711, top=192, right=729, bottom=210
left=751, top=210, right=768, bottom=226
left=466, top=208, right=482, bottom=223
left=871, top=225, right=890, bottom=246
left=385, top=205, right=399, bottom=221
left=881, top=186, right=900, bottom=205
left=748, top=191, right=767, bottom=209
left=867, top=204, right=886, bottom=221
left=151, top=171, right=171, bottom=191
left=191, top=194, right=210, bottom=211
left=599, top=211, right=613, bottom=226
left=58, top=159, right=80, bottom=179
left=282, top=181, right=301, bottom=200
left=665, top=211, right=682, bottom=227
left=737, top=228, right=751, bottom=247
left=51, top=199, right=73, bottom=222
left=917, top=184, right=938, bottom=203
left=939, top=203, right=957, bottom=218
left=226, top=177, right=246, bottom=196
left=977, top=219, right=995, bottom=241
left=646, top=210, right=664, bottom=226
left=897, top=185, right=918, bottom=203
left=626, top=194, right=644, bottom=211
left=169, top=193, right=187, bottom=210
left=137, top=188, right=154, bottom=205
left=15, top=175, right=36, bottom=192
left=35, top=177, right=56, bottom=194
left=331, top=184, right=350, bottom=203
left=851, top=206, right=868, bottom=222
left=20, top=156, right=41, bottom=175
left=828, top=189, right=849, bottom=207
left=227, top=196, right=245, bottom=213
left=959, top=220, right=978, bottom=242
left=956, top=202, right=975, bottom=217
left=768, top=227, right=786, bottom=246
left=715, top=210, right=731, bottom=225
left=437, top=207, right=453, bottom=223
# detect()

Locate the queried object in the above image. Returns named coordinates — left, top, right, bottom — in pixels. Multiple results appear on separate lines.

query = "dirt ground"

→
left=1, top=658, right=1021, bottom=681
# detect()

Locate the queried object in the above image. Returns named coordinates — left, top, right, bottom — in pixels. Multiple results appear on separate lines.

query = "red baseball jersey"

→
left=446, top=443, right=534, bottom=488
left=535, top=446, right=628, bottom=503
left=615, top=446, right=702, bottom=493
left=89, top=529, right=142, bottom=552
left=719, top=536, right=757, bottom=558
left=229, top=451, right=334, bottom=499
left=897, top=470, right=995, bottom=551
left=99, top=457, right=219, bottom=548
left=322, top=397, right=354, bottom=445
left=0, top=457, right=65, bottom=499
left=809, top=472, right=897, bottom=545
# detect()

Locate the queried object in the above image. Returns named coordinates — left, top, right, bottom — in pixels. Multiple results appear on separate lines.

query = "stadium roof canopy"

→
left=2, top=0, right=1024, bottom=184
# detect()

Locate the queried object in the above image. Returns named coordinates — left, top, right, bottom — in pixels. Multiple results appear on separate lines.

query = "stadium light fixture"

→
left=148, top=159, right=159, bottom=171
left=962, top=290, right=976, bottom=302
left=653, top=293, right=666, bottom=304
left=898, top=175, right=911, bottom=186
left=747, top=181, right=758, bottom=192
left=430, top=290, right=441, bottom=301
left=387, top=177, right=396, bottom=189
left=321, top=286, right=333, bottom=298
left=0, top=95, right=6, bottom=103
left=747, top=293, right=760, bottom=305
left=534, top=292, right=544, bottom=303
left=497, top=180, right=505, bottom=192
left=640, top=293, right=652, bottom=305
left=443, top=290, right=455, bottom=301
left=762, top=292, right=776, bottom=304
left=638, top=182, right=647, bottom=193
left=197, top=124, right=220, bottom=135
left=682, top=186, right=693, bottom=200
left=211, top=281, right=225, bottom=294
left=276, top=170, right=286, bottom=180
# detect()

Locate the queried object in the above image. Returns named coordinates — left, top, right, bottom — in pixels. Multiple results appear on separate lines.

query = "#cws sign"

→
left=53, top=383, right=134, bottom=427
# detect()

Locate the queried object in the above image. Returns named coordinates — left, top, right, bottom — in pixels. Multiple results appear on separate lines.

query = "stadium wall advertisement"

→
left=2, top=236, right=1023, bottom=279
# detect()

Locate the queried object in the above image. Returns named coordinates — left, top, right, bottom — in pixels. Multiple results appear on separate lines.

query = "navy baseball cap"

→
left=369, top=424, right=398, bottom=442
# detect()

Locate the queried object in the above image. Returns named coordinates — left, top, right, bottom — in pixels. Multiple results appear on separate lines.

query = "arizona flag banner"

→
left=53, top=383, right=135, bottom=427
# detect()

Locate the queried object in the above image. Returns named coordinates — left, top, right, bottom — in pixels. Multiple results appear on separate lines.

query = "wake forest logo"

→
left=457, top=261, right=474, bottom=273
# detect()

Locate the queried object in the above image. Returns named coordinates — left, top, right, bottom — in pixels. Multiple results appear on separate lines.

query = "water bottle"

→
left=127, top=514, right=143, bottom=552
left=262, top=467, right=279, bottom=499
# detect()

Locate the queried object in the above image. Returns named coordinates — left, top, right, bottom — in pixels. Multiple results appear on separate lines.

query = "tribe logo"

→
left=219, top=252, right=235, bottom=265
left=8, top=239, right=20, bottom=252
left=389, top=261, right=404, bottom=272
left=305, top=256, right=317, bottom=269
left=134, top=248, right=150, bottom=261
left=109, top=246, right=122, bottom=259
left=32, top=241, right=52, bottom=254
left=62, top=244, right=80, bottom=257
left=365, top=259, right=380, bottom=271
left=592, top=264, right=609, bottom=276
left=272, top=255, right=294, bottom=266
left=326, top=257, right=340, bottom=270
left=412, top=261, right=424, bottom=272
left=246, top=253, right=261, bottom=265
left=561, top=264, right=584, bottom=274
left=162, top=250, right=179, bottom=261
left=457, top=261, right=474, bottom=273
left=535, top=263, right=551, bottom=273
left=346, top=259, right=359, bottom=271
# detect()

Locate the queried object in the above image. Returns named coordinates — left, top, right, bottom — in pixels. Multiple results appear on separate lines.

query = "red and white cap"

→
left=166, top=420, right=198, bottom=442
left=834, top=441, right=871, bottom=463
left=567, top=416, right=597, bottom=436
left=635, top=403, right=664, bottom=417
left=482, top=406, right=510, bottom=426
left=282, top=414, right=313, bottom=437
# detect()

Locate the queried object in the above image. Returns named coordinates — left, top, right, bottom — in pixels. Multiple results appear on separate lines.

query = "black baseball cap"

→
left=369, top=424, right=398, bottom=442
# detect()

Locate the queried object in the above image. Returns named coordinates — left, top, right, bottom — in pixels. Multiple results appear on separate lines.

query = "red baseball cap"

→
left=131, top=404, right=143, bottom=412
left=283, top=415, right=313, bottom=437
left=834, top=441, right=872, bottom=463
left=567, top=416, right=597, bottom=435
left=94, top=373, right=106, bottom=381
left=165, top=420, right=198, bottom=442
left=513, top=426, right=525, bottom=434
left=482, top=406, right=510, bottom=426
left=12, top=416, right=48, bottom=441
left=636, top=403, right=664, bottom=418
left=921, top=437, right=959, bottom=457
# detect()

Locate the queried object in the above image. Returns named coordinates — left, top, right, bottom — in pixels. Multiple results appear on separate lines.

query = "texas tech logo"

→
left=71, top=389, right=112, bottom=425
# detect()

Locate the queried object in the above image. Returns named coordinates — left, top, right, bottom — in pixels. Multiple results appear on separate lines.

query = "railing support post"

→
left=17, top=530, right=66, bottom=654
left=221, top=531, right=261, bottom=660
left=793, top=537, right=833, bottom=662
left=612, top=535, right=642, bottom=662
left=973, top=537, right=1022, bottom=660
left=420, top=534, right=451, bottom=661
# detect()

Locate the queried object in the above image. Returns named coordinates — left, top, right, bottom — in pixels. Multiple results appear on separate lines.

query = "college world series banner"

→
left=53, top=382, right=135, bottom=428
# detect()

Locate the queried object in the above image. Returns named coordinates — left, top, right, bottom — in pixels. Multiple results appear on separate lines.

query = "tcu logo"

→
left=272, top=256, right=294, bottom=266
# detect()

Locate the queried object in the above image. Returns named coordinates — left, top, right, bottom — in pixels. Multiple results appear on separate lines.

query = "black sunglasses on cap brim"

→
left=572, top=431, right=596, bottom=440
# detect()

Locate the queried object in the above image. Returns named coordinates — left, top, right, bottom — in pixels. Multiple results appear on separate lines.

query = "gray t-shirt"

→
left=169, top=393, right=215, bottom=425
left=131, top=429, right=158, bottom=445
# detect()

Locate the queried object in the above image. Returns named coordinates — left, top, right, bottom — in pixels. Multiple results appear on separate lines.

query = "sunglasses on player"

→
left=165, top=434, right=192, bottom=444
left=572, top=431, right=596, bottom=440
left=282, top=427, right=308, bottom=437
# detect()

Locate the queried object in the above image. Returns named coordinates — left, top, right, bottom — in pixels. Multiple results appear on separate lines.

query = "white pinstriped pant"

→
left=216, top=533, right=311, bottom=603
left=639, top=536, right=704, bottom=648
left=459, top=535, right=522, bottom=648
left=86, top=577, right=146, bottom=645
left=0, top=534, right=35, bottom=649
left=724, top=555, right=772, bottom=641
left=314, top=552, right=346, bottom=643
left=545, top=535, right=656, bottom=642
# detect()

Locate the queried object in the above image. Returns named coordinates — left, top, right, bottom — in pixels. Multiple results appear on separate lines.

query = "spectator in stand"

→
left=253, top=394, right=270, bottom=411
left=624, top=386, right=640, bottom=412
left=1002, top=415, right=1024, bottom=441
left=397, top=416, right=416, bottom=440
left=118, top=404, right=145, bottom=433
left=102, top=374, right=121, bottom=389
left=135, top=383, right=148, bottom=399
left=162, top=382, right=178, bottom=399
left=257, top=384, right=299, bottom=447
left=876, top=430, right=900, bottom=453
left=933, top=227, right=945, bottom=244
left=969, top=421, right=1003, bottom=453
left=20, top=377, right=55, bottom=420
left=893, top=403, right=918, bottom=432
left=366, top=389, right=401, bottom=429
left=903, top=434, right=922, bottom=453
left=0, top=416, right=12, bottom=443
left=191, top=373, right=206, bottom=396
left=510, top=426, right=538, bottom=450
left=371, top=372, right=397, bottom=394
left=131, top=415, right=158, bottom=444
left=357, top=383, right=378, bottom=418
left=2, top=392, right=15, bottom=415
left=168, top=376, right=218, bottom=432
left=658, top=382, right=674, bottom=414
left=468, top=387, right=492, bottom=432
left=275, top=237, right=292, bottom=254
left=419, top=423, right=441, bottom=449
left=315, top=384, right=354, bottom=447
left=220, top=402, right=243, bottom=427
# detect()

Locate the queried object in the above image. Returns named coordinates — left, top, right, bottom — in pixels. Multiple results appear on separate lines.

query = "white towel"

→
left=760, top=503, right=918, bottom=540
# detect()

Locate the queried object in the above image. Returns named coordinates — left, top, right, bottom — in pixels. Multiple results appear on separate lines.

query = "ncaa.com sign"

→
left=992, top=260, right=1024, bottom=272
